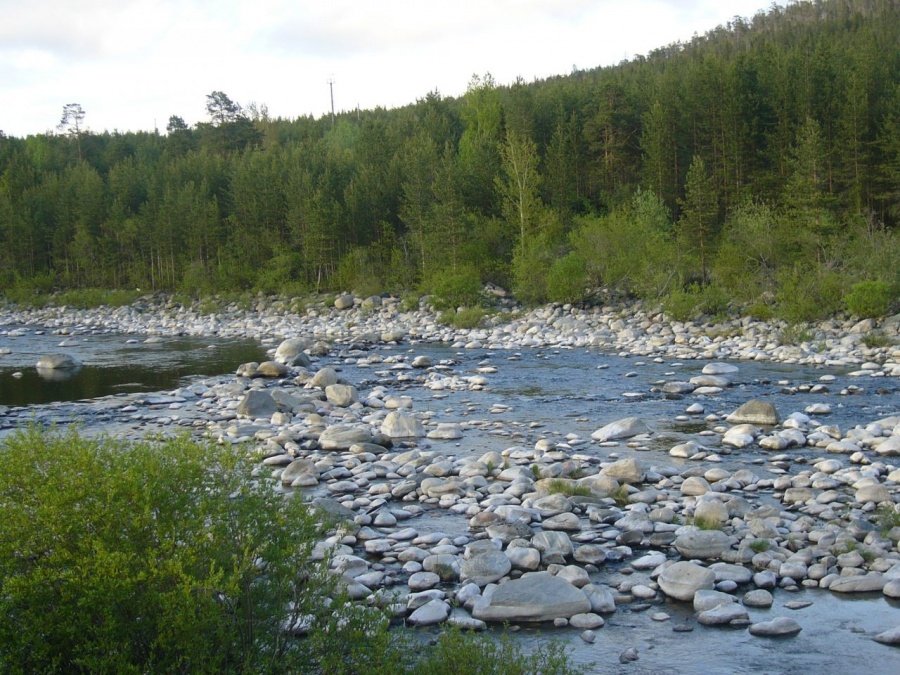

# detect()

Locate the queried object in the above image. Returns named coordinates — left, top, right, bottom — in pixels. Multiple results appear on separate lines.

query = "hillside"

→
left=0, top=0, right=898, bottom=321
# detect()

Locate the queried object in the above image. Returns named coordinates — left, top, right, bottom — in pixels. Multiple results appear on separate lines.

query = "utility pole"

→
left=328, top=77, right=335, bottom=129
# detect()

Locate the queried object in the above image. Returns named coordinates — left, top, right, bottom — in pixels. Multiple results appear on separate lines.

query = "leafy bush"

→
left=0, top=429, right=342, bottom=674
left=425, top=264, right=483, bottom=310
left=775, top=264, right=844, bottom=323
left=662, top=284, right=702, bottom=321
left=546, top=252, right=589, bottom=305
left=844, top=281, right=896, bottom=318
left=439, top=307, right=491, bottom=329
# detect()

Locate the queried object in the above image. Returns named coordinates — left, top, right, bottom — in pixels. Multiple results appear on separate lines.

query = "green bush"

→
left=775, top=265, right=844, bottom=323
left=662, top=284, right=703, bottom=321
left=844, top=281, right=896, bottom=318
left=425, top=264, right=483, bottom=310
left=546, top=252, right=589, bottom=305
left=0, top=429, right=343, bottom=674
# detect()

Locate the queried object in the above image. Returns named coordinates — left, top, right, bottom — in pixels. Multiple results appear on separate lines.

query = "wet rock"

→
left=829, top=574, right=886, bottom=593
left=591, top=417, right=652, bottom=442
left=472, top=571, right=591, bottom=622
left=460, top=551, right=512, bottom=587
left=658, top=561, right=716, bottom=601
left=319, top=425, right=374, bottom=450
left=748, top=617, right=802, bottom=637
left=274, top=338, right=311, bottom=366
left=697, top=602, right=749, bottom=626
left=873, top=625, right=900, bottom=645
left=255, top=360, right=289, bottom=378
left=381, top=412, right=425, bottom=438
left=236, top=390, right=277, bottom=418
left=36, top=353, right=82, bottom=370
left=727, top=400, right=779, bottom=426
left=674, top=530, right=732, bottom=560
left=407, top=599, right=450, bottom=626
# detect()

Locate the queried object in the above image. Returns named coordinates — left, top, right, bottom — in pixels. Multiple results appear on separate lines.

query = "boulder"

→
left=726, top=400, right=779, bottom=426
left=381, top=412, right=425, bottom=438
left=460, top=551, right=512, bottom=587
left=674, top=530, right=732, bottom=560
left=748, top=617, right=802, bottom=637
left=310, top=367, right=340, bottom=388
left=325, top=384, right=359, bottom=407
left=255, top=360, right=289, bottom=378
left=471, top=572, right=591, bottom=622
left=319, top=425, right=374, bottom=450
left=591, top=417, right=652, bottom=442
left=36, top=354, right=82, bottom=370
left=829, top=574, right=886, bottom=594
left=274, top=338, right=312, bottom=366
left=334, top=294, right=355, bottom=310
left=236, top=390, right=278, bottom=419
left=697, top=602, right=749, bottom=626
left=658, top=561, right=716, bottom=602
left=600, top=457, right=644, bottom=484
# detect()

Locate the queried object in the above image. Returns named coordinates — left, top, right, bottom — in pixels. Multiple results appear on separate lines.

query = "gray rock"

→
left=472, top=571, right=591, bottom=622
left=742, top=589, right=774, bottom=608
left=325, top=384, right=358, bottom=407
left=407, top=599, right=450, bottom=626
left=381, top=412, right=425, bottom=438
left=280, top=458, right=320, bottom=486
left=658, top=561, right=716, bottom=601
left=873, top=625, right=900, bottom=645
left=274, top=338, right=311, bottom=366
left=532, top=531, right=574, bottom=564
left=591, top=417, right=652, bottom=442
left=693, top=589, right=737, bottom=612
left=319, top=425, right=374, bottom=450
left=236, top=390, right=277, bottom=418
left=36, top=353, right=82, bottom=370
left=334, top=294, right=355, bottom=310
left=829, top=574, right=886, bottom=593
left=582, top=584, right=617, bottom=613
left=674, top=530, right=732, bottom=560
left=697, top=602, right=749, bottom=626
left=748, top=617, right=802, bottom=637
left=726, top=399, right=779, bottom=426
left=460, top=551, right=512, bottom=587
left=310, top=367, right=340, bottom=388
left=427, top=423, right=463, bottom=439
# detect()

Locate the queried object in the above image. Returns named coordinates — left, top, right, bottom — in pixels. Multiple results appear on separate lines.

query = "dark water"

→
left=0, top=327, right=265, bottom=406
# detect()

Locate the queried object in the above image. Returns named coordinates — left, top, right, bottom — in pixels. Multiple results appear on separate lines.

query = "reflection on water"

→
left=0, top=329, right=265, bottom=406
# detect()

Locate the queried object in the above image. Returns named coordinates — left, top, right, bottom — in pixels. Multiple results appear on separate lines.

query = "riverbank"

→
left=2, top=293, right=900, bottom=672
left=2, top=292, right=900, bottom=370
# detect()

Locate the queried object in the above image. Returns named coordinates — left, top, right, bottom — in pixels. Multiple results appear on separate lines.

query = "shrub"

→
left=0, top=428, right=356, bottom=674
left=844, top=281, right=896, bottom=318
left=775, top=264, right=844, bottom=323
left=546, top=252, right=589, bottom=305
left=439, top=307, right=491, bottom=329
left=425, top=264, right=483, bottom=310
left=662, top=284, right=702, bottom=321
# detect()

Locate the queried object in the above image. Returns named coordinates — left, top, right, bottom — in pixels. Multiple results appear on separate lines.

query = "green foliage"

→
left=424, top=264, right=483, bottom=310
left=777, top=324, right=814, bottom=346
left=546, top=252, right=589, bottom=305
left=775, top=265, right=845, bottom=323
left=439, top=307, right=492, bottom=329
left=545, top=479, right=591, bottom=498
left=844, top=280, right=896, bottom=318
left=414, top=626, right=588, bottom=675
left=749, top=539, right=771, bottom=553
left=862, top=331, right=895, bottom=349
left=662, top=283, right=730, bottom=321
left=0, top=428, right=344, bottom=674
left=511, top=232, right=555, bottom=305
left=691, top=515, right=722, bottom=531
left=874, top=503, right=900, bottom=534
left=52, top=288, right=142, bottom=309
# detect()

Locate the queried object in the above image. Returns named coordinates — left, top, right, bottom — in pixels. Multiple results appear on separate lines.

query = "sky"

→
left=0, top=0, right=787, bottom=138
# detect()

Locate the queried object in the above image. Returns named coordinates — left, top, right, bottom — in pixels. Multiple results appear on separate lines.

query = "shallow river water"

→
left=1, top=328, right=898, bottom=673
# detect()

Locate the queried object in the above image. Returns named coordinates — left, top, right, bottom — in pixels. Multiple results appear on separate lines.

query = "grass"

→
left=874, top=503, right=900, bottom=534
left=777, top=324, right=814, bottom=346
left=545, top=478, right=591, bottom=498
left=862, top=331, right=896, bottom=349
left=611, top=484, right=631, bottom=507
left=438, top=307, right=494, bottom=329
left=691, top=515, right=723, bottom=531
left=749, top=539, right=771, bottom=553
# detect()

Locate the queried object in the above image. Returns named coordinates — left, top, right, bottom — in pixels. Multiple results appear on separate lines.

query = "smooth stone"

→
left=674, top=530, right=732, bottom=560
left=748, top=617, right=802, bottom=637
left=697, top=602, right=749, bottom=626
left=742, top=589, right=774, bottom=608
left=471, top=571, right=591, bottom=622
left=407, top=599, right=451, bottom=626
left=726, top=400, right=779, bottom=426
left=658, top=561, right=716, bottom=601
left=591, top=417, right=652, bottom=442
left=460, top=551, right=512, bottom=587
left=829, top=574, right=886, bottom=593
left=873, top=625, right=900, bottom=645
left=381, top=412, right=426, bottom=438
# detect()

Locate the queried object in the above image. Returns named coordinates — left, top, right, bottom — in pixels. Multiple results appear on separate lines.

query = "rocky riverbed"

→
left=2, top=293, right=900, bottom=672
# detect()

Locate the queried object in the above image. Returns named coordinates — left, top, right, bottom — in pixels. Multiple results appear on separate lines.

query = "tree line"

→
left=1, top=0, right=898, bottom=320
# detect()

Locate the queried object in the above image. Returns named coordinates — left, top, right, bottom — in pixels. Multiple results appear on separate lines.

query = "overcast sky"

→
left=1, top=0, right=786, bottom=138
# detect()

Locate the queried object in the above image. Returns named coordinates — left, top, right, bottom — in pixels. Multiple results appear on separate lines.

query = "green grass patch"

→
left=545, top=478, right=591, bottom=498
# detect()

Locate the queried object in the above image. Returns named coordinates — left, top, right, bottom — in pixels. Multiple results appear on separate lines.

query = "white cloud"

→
left=0, top=0, right=784, bottom=137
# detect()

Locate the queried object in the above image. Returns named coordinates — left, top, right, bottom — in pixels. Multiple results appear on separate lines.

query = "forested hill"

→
left=1, top=0, right=898, bottom=321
